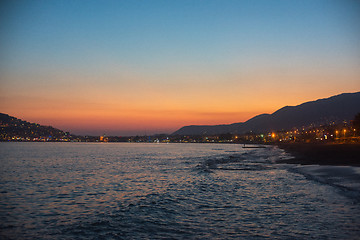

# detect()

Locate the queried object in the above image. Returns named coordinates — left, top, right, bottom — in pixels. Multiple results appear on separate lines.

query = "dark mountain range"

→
left=172, top=92, right=360, bottom=136
left=0, top=113, right=69, bottom=141
left=0, top=113, right=130, bottom=142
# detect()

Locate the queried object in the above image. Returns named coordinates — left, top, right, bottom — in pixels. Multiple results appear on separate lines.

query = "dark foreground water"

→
left=0, top=142, right=359, bottom=239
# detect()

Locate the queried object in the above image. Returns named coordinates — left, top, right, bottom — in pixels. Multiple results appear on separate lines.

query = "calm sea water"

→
left=0, top=142, right=359, bottom=239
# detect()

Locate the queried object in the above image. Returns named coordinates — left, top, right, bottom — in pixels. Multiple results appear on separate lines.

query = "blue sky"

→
left=1, top=0, right=360, bottom=135
left=2, top=0, right=359, bottom=73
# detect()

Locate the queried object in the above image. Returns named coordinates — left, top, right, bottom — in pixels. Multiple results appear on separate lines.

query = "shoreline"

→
left=276, top=143, right=360, bottom=167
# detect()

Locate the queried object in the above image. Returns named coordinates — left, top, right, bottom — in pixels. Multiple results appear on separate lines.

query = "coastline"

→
left=276, top=143, right=360, bottom=166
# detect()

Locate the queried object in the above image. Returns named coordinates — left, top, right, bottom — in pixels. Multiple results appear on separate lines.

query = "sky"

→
left=1, top=0, right=360, bottom=136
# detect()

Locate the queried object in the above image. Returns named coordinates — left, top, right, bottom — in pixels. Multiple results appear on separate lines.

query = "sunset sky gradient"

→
left=1, top=0, right=360, bottom=135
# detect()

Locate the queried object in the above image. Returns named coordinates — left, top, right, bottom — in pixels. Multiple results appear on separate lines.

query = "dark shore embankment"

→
left=277, top=143, right=360, bottom=166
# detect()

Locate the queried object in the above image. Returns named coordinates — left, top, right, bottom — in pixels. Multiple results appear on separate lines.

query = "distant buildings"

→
left=1, top=112, right=359, bottom=144
left=99, top=135, right=109, bottom=142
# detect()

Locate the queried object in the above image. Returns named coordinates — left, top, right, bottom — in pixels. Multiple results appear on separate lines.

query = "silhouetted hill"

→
left=172, top=92, right=360, bottom=135
left=0, top=113, right=69, bottom=141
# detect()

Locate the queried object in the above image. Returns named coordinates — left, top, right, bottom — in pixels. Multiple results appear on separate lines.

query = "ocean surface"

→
left=1, top=142, right=360, bottom=239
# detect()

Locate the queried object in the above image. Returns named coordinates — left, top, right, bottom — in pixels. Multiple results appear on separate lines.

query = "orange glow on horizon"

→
left=1, top=65, right=359, bottom=135
left=4, top=108, right=261, bottom=135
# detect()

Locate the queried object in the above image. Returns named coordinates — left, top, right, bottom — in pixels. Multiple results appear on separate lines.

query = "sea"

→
left=0, top=142, right=360, bottom=239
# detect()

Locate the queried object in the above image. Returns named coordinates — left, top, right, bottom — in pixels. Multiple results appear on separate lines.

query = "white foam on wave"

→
left=291, top=165, right=360, bottom=193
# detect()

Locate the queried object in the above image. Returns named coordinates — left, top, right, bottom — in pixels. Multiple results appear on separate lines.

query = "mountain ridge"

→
left=0, top=113, right=69, bottom=141
left=172, top=92, right=360, bottom=135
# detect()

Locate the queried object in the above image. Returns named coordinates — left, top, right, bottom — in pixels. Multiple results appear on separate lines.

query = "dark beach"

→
left=277, top=143, right=360, bottom=166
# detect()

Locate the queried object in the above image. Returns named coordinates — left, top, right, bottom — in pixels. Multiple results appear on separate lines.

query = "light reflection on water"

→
left=0, top=142, right=359, bottom=239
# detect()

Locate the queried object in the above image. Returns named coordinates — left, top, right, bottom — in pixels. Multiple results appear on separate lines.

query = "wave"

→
left=195, top=149, right=276, bottom=173
left=288, top=165, right=360, bottom=201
